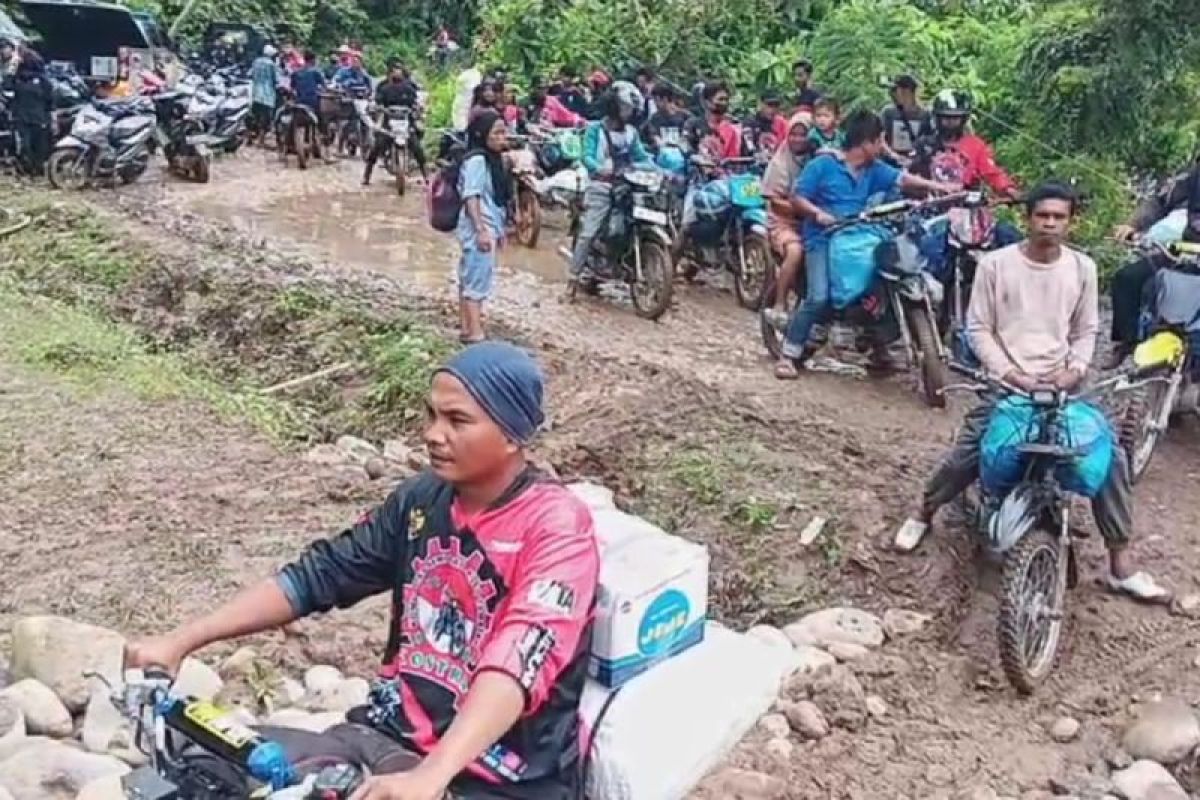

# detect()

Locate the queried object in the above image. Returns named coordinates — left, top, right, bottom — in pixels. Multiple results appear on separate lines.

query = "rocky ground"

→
left=2, top=149, right=1200, bottom=799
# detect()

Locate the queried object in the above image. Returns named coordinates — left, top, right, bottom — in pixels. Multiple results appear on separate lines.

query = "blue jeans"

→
left=782, top=244, right=830, bottom=360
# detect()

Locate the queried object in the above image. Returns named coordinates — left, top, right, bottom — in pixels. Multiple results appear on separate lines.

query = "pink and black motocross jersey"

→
left=278, top=467, right=598, bottom=799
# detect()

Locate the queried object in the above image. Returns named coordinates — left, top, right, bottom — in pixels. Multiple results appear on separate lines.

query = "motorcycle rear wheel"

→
left=1118, top=380, right=1172, bottom=484
left=193, top=154, right=211, bottom=184
left=907, top=305, right=948, bottom=408
left=394, top=147, right=408, bottom=196
left=628, top=239, right=673, bottom=321
left=47, top=149, right=89, bottom=191
left=733, top=233, right=773, bottom=311
left=997, top=528, right=1065, bottom=694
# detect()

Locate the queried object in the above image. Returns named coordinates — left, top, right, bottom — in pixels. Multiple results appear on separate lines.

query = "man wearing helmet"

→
left=568, top=81, right=655, bottom=285
left=911, top=89, right=1019, bottom=199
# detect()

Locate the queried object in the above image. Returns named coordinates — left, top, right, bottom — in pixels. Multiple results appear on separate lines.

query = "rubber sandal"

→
left=774, top=360, right=801, bottom=380
left=1105, top=572, right=1171, bottom=604
left=894, top=518, right=930, bottom=552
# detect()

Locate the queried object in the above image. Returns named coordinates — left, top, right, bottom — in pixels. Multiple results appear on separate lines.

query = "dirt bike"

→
left=677, top=156, right=773, bottom=310
left=96, top=667, right=364, bottom=799
left=561, top=168, right=674, bottom=320
left=276, top=98, right=317, bottom=170
left=375, top=105, right=414, bottom=196
left=944, top=363, right=1145, bottom=693
left=760, top=194, right=968, bottom=407
left=1116, top=239, right=1200, bottom=483
left=505, top=134, right=543, bottom=248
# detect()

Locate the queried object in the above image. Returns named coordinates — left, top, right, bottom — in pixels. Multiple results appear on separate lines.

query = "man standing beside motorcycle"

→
left=4, top=49, right=52, bottom=178
left=1107, top=164, right=1200, bottom=367
left=363, top=61, right=427, bottom=186
left=568, top=82, right=655, bottom=288
left=774, top=110, right=957, bottom=379
left=250, top=45, right=281, bottom=146
left=892, top=182, right=1168, bottom=603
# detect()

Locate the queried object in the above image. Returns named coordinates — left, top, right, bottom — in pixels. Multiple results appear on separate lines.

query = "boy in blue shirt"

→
left=775, top=110, right=956, bottom=379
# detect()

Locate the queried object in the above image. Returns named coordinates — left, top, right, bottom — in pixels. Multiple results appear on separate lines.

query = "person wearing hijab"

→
left=456, top=110, right=512, bottom=343
left=761, top=111, right=815, bottom=334
left=126, top=340, right=599, bottom=800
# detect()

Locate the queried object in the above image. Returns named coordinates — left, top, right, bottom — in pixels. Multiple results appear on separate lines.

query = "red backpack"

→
left=427, top=161, right=464, bottom=232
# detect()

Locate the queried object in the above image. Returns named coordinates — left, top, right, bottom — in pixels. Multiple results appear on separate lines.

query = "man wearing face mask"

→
left=569, top=81, right=655, bottom=286
left=684, top=81, right=742, bottom=162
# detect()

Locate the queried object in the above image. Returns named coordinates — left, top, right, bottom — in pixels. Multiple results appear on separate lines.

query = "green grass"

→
left=0, top=283, right=305, bottom=441
left=364, top=323, right=455, bottom=422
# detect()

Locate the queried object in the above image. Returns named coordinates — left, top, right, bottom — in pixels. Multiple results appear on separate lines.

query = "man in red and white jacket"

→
left=910, top=89, right=1020, bottom=199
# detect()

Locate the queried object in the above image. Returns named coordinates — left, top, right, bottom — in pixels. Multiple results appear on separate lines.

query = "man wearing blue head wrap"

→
left=126, top=342, right=599, bottom=800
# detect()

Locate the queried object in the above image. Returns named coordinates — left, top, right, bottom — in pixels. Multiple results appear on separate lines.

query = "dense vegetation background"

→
left=11, top=0, right=1200, bottom=265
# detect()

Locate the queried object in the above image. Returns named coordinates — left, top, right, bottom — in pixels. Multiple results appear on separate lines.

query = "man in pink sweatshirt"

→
left=894, top=181, right=1166, bottom=603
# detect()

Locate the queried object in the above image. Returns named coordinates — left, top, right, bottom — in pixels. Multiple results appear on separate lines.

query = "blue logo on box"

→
left=637, top=589, right=691, bottom=656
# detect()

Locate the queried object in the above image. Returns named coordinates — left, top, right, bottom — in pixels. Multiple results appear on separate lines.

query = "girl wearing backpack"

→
left=455, top=110, right=512, bottom=343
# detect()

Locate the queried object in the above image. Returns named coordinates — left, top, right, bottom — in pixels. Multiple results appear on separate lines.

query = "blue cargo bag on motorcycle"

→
left=829, top=223, right=893, bottom=310
left=980, top=398, right=1116, bottom=498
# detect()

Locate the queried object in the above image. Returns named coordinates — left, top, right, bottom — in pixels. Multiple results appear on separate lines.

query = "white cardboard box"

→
left=587, top=522, right=710, bottom=688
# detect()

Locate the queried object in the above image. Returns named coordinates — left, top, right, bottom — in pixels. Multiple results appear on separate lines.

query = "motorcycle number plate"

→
left=390, top=119, right=410, bottom=135
left=632, top=206, right=667, bottom=226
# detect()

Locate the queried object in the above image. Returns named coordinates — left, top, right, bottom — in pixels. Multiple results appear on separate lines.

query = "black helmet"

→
left=932, top=89, right=971, bottom=117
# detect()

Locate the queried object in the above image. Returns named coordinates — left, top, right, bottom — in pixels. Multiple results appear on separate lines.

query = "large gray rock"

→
left=783, top=608, right=885, bottom=650
left=75, top=775, right=125, bottom=800
left=303, top=665, right=344, bottom=695
left=0, top=680, right=73, bottom=738
left=781, top=700, right=829, bottom=740
left=0, top=696, right=27, bottom=757
left=335, top=435, right=380, bottom=465
left=1111, top=760, right=1188, bottom=800
left=0, top=741, right=129, bottom=799
left=174, top=658, right=223, bottom=702
left=10, top=617, right=125, bottom=713
left=80, top=689, right=140, bottom=765
left=1122, top=699, right=1200, bottom=765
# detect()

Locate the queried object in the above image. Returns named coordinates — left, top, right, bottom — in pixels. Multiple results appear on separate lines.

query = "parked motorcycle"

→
left=945, top=362, right=1142, bottom=693
left=505, top=134, right=543, bottom=247
left=153, top=92, right=212, bottom=183
left=47, top=98, right=156, bottom=190
left=183, top=80, right=250, bottom=154
left=1117, top=239, right=1200, bottom=483
left=562, top=168, right=674, bottom=320
left=760, top=195, right=968, bottom=407
left=678, top=156, right=772, bottom=310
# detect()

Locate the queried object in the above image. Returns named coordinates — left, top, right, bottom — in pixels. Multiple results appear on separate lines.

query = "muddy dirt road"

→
left=5, top=148, right=1200, bottom=798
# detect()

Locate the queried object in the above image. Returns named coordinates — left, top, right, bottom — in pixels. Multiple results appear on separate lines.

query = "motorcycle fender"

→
left=748, top=223, right=768, bottom=237
left=55, top=137, right=87, bottom=151
left=987, top=483, right=1039, bottom=554
left=638, top=225, right=673, bottom=249
left=193, top=142, right=211, bottom=158
left=898, top=274, right=927, bottom=302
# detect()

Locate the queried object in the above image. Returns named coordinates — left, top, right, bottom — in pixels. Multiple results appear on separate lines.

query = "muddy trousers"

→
left=15, top=122, right=49, bottom=177
left=921, top=401, right=1133, bottom=547
left=570, top=182, right=613, bottom=276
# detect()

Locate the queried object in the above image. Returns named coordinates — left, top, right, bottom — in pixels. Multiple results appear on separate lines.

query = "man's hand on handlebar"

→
left=1046, top=366, right=1086, bottom=392
left=125, top=633, right=191, bottom=676
left=1002, top=370, right=1043, bottom=393
left=814, top=209, right=837, bottom=228
left=349, top=768, right=447, bottom=800
left=1112, top=224, right=1138, bottom=243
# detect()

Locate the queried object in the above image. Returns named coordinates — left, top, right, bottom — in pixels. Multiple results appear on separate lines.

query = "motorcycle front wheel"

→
left=193, top=154, right=211, bottom=184
left=734, top=232, right=774, bottom=311
left=515, top=184, right=541, bottom=248
left=997, top=528, right=1066, bottom=694
left=47, top=149, right=90, bottom=191
left=907, top=304, right=948, bottom=408
left=628, top=237, right=673, bottom=321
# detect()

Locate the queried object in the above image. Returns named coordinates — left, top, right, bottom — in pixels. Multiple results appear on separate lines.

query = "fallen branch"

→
left=260, top=361, right=354, bottom=395
left=0, top=208, right=33, bottom=238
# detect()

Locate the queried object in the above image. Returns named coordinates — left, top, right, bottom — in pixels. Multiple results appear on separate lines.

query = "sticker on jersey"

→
left=401, top=537, right=501, bottom=694
left=407, top=507, right=426, bottom=537
left=527, top=579, right=576, bottom=616
left=481, top=742, right=528, bottom=782
left=516, top=625, right=556, bottom=690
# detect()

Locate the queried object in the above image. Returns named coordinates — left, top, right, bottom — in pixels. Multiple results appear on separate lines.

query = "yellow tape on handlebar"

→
left=1133, top=331, right=1185, bottom=370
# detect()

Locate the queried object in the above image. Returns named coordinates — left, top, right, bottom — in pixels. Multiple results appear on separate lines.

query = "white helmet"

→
left=263, top=44, right=278, bottom=58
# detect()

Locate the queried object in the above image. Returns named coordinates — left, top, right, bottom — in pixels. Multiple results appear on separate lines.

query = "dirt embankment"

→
left=3, top=150, right=1200, bottom=798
